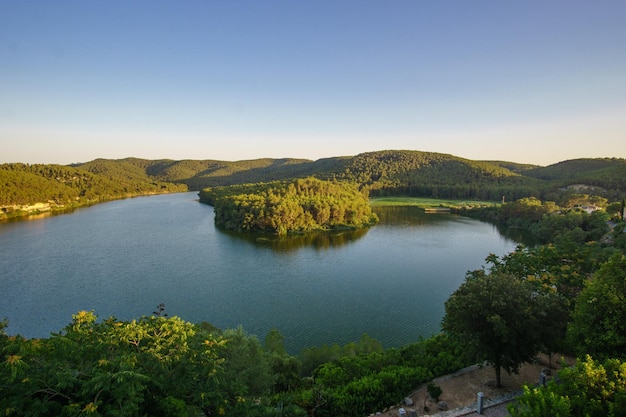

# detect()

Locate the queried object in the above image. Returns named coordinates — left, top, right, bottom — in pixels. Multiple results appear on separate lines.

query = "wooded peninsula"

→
left=199, top=177, right=378, bottom=234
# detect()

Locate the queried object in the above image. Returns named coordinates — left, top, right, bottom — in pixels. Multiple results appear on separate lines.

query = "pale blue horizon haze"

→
left=1, top=1, right=625, bottom=166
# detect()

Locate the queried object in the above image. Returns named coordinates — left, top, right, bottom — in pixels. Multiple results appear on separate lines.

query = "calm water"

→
left=0, top=192, right=520, bottom=353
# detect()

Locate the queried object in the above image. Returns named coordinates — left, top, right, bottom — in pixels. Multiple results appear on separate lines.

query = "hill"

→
left=480, top=160, right=540, bottom=175
left=2, top=152, right=625, bottom=219
left=0, top=161, right=187, bottom=219
left=321, top=151, right=541, bottom=201
left=71, top=151, right=541, bottom=200
left=525, top=158, right=626, bottom=196
left=68, top=152, right=625, bottom=202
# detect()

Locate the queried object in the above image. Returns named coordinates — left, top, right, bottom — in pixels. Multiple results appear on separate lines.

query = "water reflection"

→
left=217, top=226, right=371, bottom=252
left=492, top=223, right=540, bottom=247
left=372, top=205, right=451, bottom=226
left=374, top=206, right=540, bottom=247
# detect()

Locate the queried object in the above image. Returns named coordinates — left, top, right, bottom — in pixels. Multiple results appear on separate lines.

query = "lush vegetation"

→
left=458, top=194, right=612, bottom=244
left=0, top=161, right=186, bottom=220
left=200, top=177, right=378, bottom=235
left=526, top=158, right=626, bottom=199
left=3, top=150, right=626, bottom=415
left=508, top=356, right=626, bottom=417
left=176, top=151, right=624, bottom=202
left=443, top=269, right=567, bottom=388
left=0, top=312, right=228, bottom=416
left=0, top=311, right=472, bottom=417
left=2, top=192, right=625, bottom=415
left=3, top=152, right=625, bottom=221
left=441, top=194, right=626, bottom=415
left=568, top=253, right=626, bottom=361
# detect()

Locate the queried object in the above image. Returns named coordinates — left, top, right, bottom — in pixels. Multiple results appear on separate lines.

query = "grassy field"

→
left=369, top=196, right=499, bottom=208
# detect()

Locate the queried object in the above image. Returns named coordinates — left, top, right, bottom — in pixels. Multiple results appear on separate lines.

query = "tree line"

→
left=458, top=193, right=615, bottom=244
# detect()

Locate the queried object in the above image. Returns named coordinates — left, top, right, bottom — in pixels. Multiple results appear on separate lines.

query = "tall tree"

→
left=568, top=253, right=626, bottom=361
left=442, top=271, right=564, bottom=387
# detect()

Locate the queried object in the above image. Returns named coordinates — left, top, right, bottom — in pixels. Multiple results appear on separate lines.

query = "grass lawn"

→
left=369, top=196, right=499, bottom=208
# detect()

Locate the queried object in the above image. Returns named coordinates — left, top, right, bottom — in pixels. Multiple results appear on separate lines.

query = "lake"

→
left=0, top=192, right=522, bottom=353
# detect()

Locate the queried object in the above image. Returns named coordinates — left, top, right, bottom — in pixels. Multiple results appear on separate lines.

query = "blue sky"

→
left=1, top=1, right=625, bottom=166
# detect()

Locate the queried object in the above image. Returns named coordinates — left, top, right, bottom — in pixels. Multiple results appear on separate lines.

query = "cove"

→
left=0, top=192, right=521, bottom=353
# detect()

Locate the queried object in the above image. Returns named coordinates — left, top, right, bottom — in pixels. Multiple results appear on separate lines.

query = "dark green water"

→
left=0, top=192, right=522, bottom=353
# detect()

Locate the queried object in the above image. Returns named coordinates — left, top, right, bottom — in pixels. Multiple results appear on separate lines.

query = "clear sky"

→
left=1, top=1, right=625, bottom=166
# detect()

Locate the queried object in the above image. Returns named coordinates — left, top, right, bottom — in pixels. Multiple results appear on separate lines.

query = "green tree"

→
left=265, top=328, right=287, bottom=356
left=442, top=271, right=564, bottom=387
left=508, top=384, right=573, bottom=417
left=508, top=356, right=626, bottom=417
left=263, top=328, right=303, bottom=392
left=220, top=327, right=274, bottom=397
left=568, top=253, right=626, bottom=360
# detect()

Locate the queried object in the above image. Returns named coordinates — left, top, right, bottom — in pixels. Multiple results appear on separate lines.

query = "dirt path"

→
left=371, top=354, right=574, bottom=416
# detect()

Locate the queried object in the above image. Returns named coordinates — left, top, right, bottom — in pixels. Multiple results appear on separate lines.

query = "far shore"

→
left=369, top=196, right=499, bottom=209
left=0, top=190, right=186, bottom=222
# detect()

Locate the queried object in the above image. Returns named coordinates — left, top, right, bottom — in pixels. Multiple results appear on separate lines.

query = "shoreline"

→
left=0, top=190, right=190, bottom=223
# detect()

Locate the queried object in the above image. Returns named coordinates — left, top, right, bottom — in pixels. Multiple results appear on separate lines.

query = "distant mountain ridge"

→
left=76, top=150, right=537, bottom=192
left=1, top=151, right=625, bottom=218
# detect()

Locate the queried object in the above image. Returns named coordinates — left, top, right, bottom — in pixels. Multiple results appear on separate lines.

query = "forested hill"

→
left=525, top=158, right=626, bottom=193
left=0, top=162, right=187, bottom=217
left=2, top=152, right=625, bottom=218
left=322, top=151, right=540, bottom=200
left=102, top=151, right=624, bottom=200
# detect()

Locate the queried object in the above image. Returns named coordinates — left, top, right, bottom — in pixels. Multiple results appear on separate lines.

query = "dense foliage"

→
left=297, top=334, right=473, bottom=417
left=442, top=270, right=567, bottom=388
left=69, top=153, right=626, bottom=201
left=460, top=194, right=612, bottom=244
left=450, top=195, right=626, bottom=415
left=0, top=312, right=227, bottom=416
left=0, top=313, right=472, bottom=417
left=508, top=356, right=626, bottom=417
left=526, top=158, right=626, bottom=200
left=200, top=177, right=379, bottom=234
left=3, top=151, right=626, bottom=415
left=568, top=253, right=626, bottom=361
left=0, top=161, right=186, bottom=219
left=329, top=151, right=542, bottom=201
left=4, top=153, right=625, bottom=219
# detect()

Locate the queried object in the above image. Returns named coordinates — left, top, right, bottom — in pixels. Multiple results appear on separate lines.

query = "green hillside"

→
left=525, top=158, right=626, bottom=197
left=318, top=150, right=541, bottom=200
left=0, top=162, right=187, bottom=219
left=144, top=157, right=351, bottom=190
left=480, top=160, right=540, bottom=175
left=74, top=152, right=626, bottom=201
left=2, top=152, right=625, bottom=220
